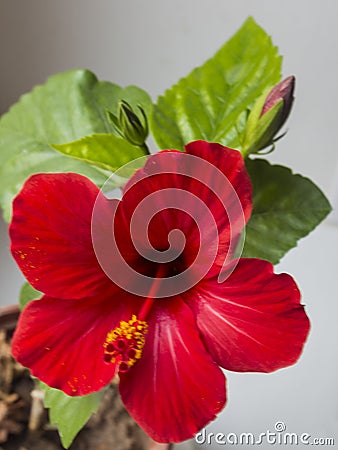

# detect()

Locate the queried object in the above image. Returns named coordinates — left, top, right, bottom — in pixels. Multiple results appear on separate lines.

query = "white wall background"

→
left=0, top=1, right=337, bottom=449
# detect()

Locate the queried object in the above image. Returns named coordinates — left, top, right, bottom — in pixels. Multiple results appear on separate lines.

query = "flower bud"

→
left=261, top=75, right=295, bottom=124
left=242, top=76, right=295, bottom=156
left=118, top=100, right=149, bottom=147
left=106, top=100, right=149, bottom=148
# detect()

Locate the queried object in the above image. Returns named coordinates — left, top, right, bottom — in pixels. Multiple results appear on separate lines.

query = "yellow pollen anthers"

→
left=103, top=315, right=148, bottom=373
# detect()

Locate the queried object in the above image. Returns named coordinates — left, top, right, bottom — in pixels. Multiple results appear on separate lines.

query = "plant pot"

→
left=0, top=304, right=172, bottom=450
left=0, top=304, right=20, bottom=330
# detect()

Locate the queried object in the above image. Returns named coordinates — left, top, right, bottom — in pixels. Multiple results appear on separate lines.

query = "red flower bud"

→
left=242, top=76, right=296, bottom=156
left=261, top=75, right=295, bottom=125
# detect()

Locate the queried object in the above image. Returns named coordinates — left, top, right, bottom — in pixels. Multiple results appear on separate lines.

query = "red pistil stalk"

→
left=138, top=264, right=167, bottom=321
left=104, top=264, right=168, bottom=370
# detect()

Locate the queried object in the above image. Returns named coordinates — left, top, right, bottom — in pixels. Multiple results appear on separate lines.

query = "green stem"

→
left=140, top=142, right=150, bottom=154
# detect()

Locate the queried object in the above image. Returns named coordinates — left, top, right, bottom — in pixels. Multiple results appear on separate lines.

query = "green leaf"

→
left=151, top=17, right=282, bottom=151
left=0, top=69, right=152, bottom=222
left=42, top=383, right=105, bottom=448
left=19, top=282, right=42, bottom=310
left=52, top=133, right=149, bottom=172
left=243, top=158, right=332, bottom=263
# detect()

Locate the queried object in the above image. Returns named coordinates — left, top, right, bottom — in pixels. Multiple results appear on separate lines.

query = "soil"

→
left=0, top=309, right=169, bottom=450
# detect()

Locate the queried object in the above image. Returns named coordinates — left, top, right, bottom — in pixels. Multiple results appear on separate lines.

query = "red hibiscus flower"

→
left=10, top=140, right=310, bottom=443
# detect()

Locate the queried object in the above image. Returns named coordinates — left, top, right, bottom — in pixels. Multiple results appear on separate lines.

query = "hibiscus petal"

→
left=10, top=173, right=114, bottom=299
left=185, top=141, right=252, bottom=271
left=11, top=292, right=140, bottom=396
left=119, top=298, right=226, bottom=443
left=185, top=140, right=252, bottom=226
left=185, top=259, right=310, bottom=372
left=122, top=142, right=252, bottom=230
left=114, top=142, right=252, bottom=287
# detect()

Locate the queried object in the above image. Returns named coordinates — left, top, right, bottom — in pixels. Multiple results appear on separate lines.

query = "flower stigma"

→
left=104, top=315, right=148, bottom=373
